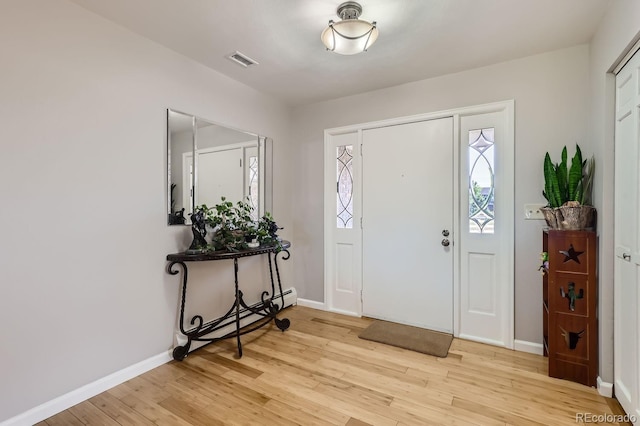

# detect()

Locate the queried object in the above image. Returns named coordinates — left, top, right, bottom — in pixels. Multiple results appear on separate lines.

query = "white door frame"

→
left=192, top=141, right=261, bottom=207
left=324, top=100, right=514, bottom=347
left=613, top=45, right=640, bottom=421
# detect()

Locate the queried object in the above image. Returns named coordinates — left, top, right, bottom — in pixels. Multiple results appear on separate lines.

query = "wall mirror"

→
left=167, top=109, right=272, bottom=225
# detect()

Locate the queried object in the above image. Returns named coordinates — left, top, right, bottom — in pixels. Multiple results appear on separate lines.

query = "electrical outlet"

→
left=524, top=204, right=546, bottom=220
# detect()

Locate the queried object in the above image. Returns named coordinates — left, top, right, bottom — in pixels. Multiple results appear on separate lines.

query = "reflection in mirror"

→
left=167, top=109, right=272, bottom=225
left=167, top=110, right=194, bottom=225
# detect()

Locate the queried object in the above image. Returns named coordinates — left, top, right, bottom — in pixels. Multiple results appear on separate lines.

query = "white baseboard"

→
left=295, top=298, right=325, bottom=310
left=292, top=299, right=365, bottom=318
left=3, top=287, right=299, bottom=426
left=1, top=351, right=172, bottom=426
left=514, top=339, right=544, bottom=355
left=458, top=333, right=510, bottom=348
left=326, top=307, right=361, bottom=317
left=597, top=376, right=613, bottom=397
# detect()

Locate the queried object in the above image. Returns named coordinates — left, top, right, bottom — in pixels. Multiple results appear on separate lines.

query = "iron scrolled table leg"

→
left=234, top=258, right=243, bottom=358
left=172, top=344, right=190, bottom=361
left=168, top=261, right=193, bottom=361
left=270, top=249, right=291, bottom=332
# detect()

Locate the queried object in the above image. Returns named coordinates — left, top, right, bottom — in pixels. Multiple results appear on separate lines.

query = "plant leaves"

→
left=568, top=144, right=583, bottom=201
left=581, top=156, right=595, bottom=205
left=544, top=152, right=562, bottom=208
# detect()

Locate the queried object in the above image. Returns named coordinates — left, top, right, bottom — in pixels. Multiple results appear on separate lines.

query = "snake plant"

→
left=542, top=144, right=593, bottom=208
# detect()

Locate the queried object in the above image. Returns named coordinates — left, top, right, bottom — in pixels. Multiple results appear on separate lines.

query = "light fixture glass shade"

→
left=321, top=19, right=378, bottom=55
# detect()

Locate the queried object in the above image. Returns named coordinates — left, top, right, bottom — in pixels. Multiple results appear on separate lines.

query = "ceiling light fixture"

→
left=321, top=1, right=378, bottom=55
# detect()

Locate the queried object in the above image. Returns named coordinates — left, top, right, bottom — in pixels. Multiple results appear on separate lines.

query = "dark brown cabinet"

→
left=542, top=230, right=597, bottom=387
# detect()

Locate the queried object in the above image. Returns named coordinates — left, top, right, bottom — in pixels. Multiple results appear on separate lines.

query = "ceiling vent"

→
left=226, top=51, right=259, bottom=68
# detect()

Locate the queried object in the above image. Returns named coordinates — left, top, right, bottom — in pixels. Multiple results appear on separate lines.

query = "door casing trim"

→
left=323, top=100, right=514, bottom=349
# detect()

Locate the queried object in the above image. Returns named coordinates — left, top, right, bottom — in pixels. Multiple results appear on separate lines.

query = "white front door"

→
left=614, top=48, right=640, bottom=423
left=323, top=101, right=514, bottom=347
left=361, top=118, right=454, bottom=333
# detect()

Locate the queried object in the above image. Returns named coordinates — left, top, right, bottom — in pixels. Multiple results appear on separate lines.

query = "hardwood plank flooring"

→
left=40, top=306, right=631, bottom=425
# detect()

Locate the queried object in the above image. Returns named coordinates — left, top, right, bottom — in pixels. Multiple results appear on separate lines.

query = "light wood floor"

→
left=39, top=306, right=630, bottom=425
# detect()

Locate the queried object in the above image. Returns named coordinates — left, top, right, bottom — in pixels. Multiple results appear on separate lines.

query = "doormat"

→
left=358, top=320, right=453, bottom=358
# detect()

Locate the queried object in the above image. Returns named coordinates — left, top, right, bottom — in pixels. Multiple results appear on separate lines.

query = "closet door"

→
left=614, top=48, right=640, bottom=422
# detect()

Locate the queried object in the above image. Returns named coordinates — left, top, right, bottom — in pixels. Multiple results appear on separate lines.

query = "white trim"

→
left=513, top=339, right=544, bottom=355
left=294, top=299, right=361, bottom=317
left=294, top=299, right=360, bottom=317
left=323, top=131, right=333, bottom=314
left=296, top=298, right=326, bottom=310
left=452, top=114, right=461, bottom=338
left=324, top=307, right=362, bottom=317
left=458, top=333, right=509, bottom=348
left=323, top=100, right=515, bottom=349
left=597, top=376, right=614, bottom=398
left=613, top=37, right=640, bottom=75
left=1, top=352, right=172, bottom=426
left=197, top=140, right=257, bottom=156
left=505, top=101, right=515, bottom=350
left=4, top=288, right=299, bottom=426
left=325, top=101, right=515, bottom=135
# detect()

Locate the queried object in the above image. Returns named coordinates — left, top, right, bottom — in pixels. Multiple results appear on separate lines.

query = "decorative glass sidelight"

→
left=248, top=155, right=259, bottom=220
left=337, top=145, right=354, bottom=228
left=469, top=128, right=495, bottom=234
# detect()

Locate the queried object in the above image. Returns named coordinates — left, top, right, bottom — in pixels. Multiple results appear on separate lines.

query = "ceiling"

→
left=70, top=0, right=611, bottom=107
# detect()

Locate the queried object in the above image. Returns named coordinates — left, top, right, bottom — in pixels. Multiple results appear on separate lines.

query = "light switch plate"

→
left=524, top=204, right=546, bottom=220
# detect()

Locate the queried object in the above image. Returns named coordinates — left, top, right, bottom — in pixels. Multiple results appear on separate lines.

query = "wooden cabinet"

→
left=543, top=230, right=597, bottom=387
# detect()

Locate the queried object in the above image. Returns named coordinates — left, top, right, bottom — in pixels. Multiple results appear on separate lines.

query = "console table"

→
left=166, top=241, right=291, bottom=361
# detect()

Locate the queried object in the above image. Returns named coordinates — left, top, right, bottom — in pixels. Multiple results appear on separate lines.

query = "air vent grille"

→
left=227, top=51, right=258, bottom=68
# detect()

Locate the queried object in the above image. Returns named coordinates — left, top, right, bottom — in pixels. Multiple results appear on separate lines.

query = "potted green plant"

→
left=255, top=212, right=282, bottom=248
left=541, top=144, right=595, bottom=230
left=189, top=197, right=282, bottom=253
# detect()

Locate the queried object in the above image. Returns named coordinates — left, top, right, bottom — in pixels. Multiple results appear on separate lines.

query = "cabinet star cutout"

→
left=560, top=326, right=585, bottom=350
left=559, top=244, right=584, bottom=264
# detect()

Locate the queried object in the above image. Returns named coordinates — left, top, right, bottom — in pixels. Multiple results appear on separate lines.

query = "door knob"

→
left=623, top=253, right=631, bottom=261
left=442, top=229, right=450, bottom=237
left=441, top=238, right=450, bottom=247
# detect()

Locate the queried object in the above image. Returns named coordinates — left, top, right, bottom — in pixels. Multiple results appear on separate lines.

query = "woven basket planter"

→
left=541, top=205, right=596, bottom=230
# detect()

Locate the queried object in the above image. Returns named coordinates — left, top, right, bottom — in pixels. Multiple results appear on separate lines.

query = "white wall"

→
left=291, top=45, right=591, bottom=345
left=588, top=0, right=640, bottom=386
left=0, top=0, right=292, bottom=422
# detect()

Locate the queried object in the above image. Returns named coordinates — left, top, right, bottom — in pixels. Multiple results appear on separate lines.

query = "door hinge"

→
left=240, top=158, right=242, bottom=167
left=360, top=143, right=363, bottom=156
left=360, top=289, right=363, bottom=303
left=360, top=217, right=363, bottom=229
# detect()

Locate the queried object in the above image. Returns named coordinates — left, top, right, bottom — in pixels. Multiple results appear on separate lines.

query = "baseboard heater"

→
left=175, top=287, right=297, bottom=352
